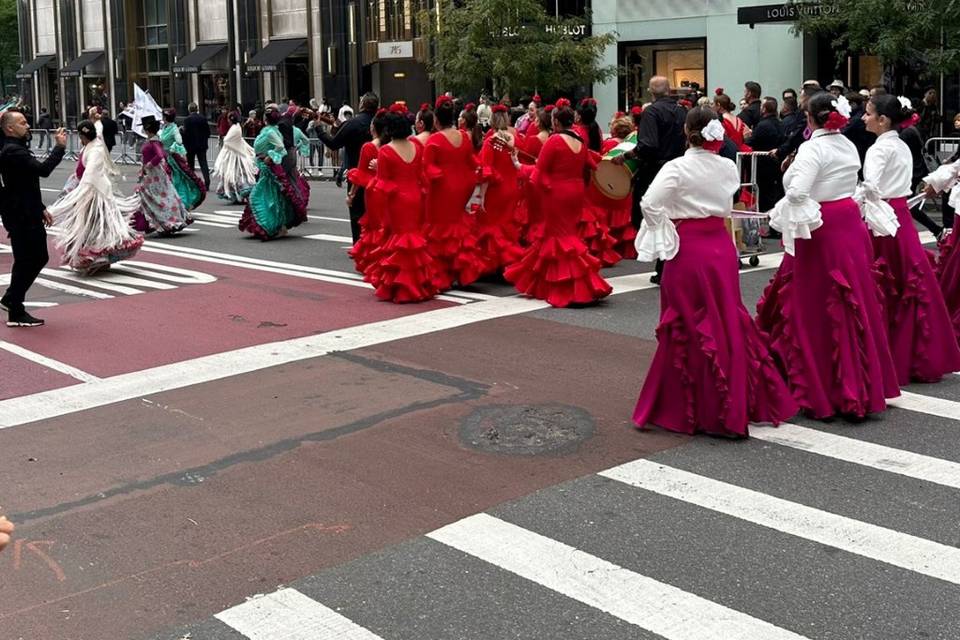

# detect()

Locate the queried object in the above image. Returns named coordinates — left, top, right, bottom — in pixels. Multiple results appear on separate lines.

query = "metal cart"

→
left=734, top=151, right=771, bottom=268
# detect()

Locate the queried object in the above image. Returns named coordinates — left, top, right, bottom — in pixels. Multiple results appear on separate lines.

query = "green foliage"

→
left=0, top=0, right=20, bottom=93
left=795, top=0, right=960, bottom=73
left=419, top=0, right=618, bottom=98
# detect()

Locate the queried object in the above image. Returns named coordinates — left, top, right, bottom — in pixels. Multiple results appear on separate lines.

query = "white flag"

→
left=129, top=83, right=162, bottom=138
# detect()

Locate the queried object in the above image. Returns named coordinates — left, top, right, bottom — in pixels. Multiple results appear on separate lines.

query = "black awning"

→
left=16, top=55, right=56, bottom=78
left=172, top=43, right=227, bottom=73
left=247, top=38, right=306, bottom=72
left=59, top=51, right=104, bottom=77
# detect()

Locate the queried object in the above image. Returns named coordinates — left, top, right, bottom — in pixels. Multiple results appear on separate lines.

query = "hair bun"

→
left=492, top=104, right=508, bottom=113
left=434, top=95, right=452, bottom=110
left=555, top=98, right=571, bottom=109
left=715, top=87, right=724, bottom=96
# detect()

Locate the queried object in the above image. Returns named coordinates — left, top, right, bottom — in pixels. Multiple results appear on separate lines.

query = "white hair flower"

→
left=897, top=95, right=913, bottom=110
left=832, top=95, right=852, bottom=118
left=702, top=118, right=725, bottom=141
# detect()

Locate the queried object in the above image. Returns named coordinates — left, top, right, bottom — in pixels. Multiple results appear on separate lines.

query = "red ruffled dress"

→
left=584, top=137, right=636, bottom=264
left=504, top=133, right=612, bottom=307
left=477, top=133, right=524, bottom=273
left=423, top=130, right=486, bottom=290
left=347, top=141, right=384, bottom=276
left=364, top=143, right=442, bottom=303
left=517, top=132, right=548, bottom=243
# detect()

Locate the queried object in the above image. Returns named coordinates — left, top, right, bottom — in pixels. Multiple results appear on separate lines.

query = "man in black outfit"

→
left=739, top=81, right=763, bottom=128
left=316, top=92, right=378, bottom=243
left=0, top=111, right=66, bottom=327
left=745, top=97, right=786, bottom=212
left=842, top=92, right=876, bottom=173
left=611, top=76, right=686, bottom=284
left=35, top=107, right=53, bottom=148
left=99, top=109, right=119, bottom=152
left=183, top=102, right=211, bottom=188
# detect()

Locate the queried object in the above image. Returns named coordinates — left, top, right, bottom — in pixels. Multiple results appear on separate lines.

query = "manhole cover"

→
left=459, top=404, right=594, bottom=456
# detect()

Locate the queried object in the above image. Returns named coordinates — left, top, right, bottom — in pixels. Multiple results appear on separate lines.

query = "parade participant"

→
left=920, top=134, right=960, bottom=340
left=899, top=99, right=945, bottom=238
left=573, top=98, right=602, bottom=152
left=587, top=115, right=638, bottom=260
left=515, top=106, right=554, bottom=243
left=347, top=109, right=388, bottom=276
left=159, top=108, right=206, bottom=210
left=516, top=100, right=539, bottom=135
left=183, top=102, right=212, bottom=189
left=413, top=104, right=434, bottom=146
left=859, top=94, right=960, bottom=382
left=633, top=107, right=798, bottom=437
left=46, top=119, right=143, bottom=274
left=504, top=98, right=612, bottom=307
left=213, top=112, right=257, bottom=204
left=0, top=110, right=65, bottom=327
left=133, top=115, right=193, bottom=236
left=363, top=104, right=441, bottom=303
left=238, top=107, right=309, bottom=240
left=459, top=107, right=483, bottom=154
left=477, top=104, right=524, bottom=274
left=423, top=96, right=485, bottom=290
left=714, top=91, right=752, bottom=152
left=763, top=92, right=900, bottom=419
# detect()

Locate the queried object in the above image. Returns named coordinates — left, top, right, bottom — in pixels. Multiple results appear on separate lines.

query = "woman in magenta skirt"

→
left=633, top=107, right=798, bottom=438
left=765, top=93, right=900, bottom=419
left=860, top=94, right=960, bottom=383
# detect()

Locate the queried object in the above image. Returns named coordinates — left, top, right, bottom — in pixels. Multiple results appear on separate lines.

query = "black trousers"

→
left=348, top=184, right=366, bottom=243
left=2, top=223, right=49, bottom=313
left=942, top=193, right=956, bottom=230
left=187, top=150, right=211, bottom=188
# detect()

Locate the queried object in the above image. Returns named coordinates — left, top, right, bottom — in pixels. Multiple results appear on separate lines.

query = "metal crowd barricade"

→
left=924, top=136, right=960, bottom=172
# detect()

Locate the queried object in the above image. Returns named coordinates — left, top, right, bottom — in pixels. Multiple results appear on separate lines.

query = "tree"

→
left=795, top=0, right=960, bottom=74
left=419, top=0, right=618, bottom=99
left=0, top=0, right=20, bottom=96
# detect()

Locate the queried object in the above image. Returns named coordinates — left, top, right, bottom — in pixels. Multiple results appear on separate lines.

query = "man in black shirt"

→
left=100, top=109, right=119, bottom=152
left=611, top=76, right=687, bottom=283
left=317, top=92, right=378, bottom=242
left=0, top=111, right=66, bottom=326
left=739, top=81, right=763, bottom=128
left=182, top=102, right=211, bottom=188
left=745, top=97, right=786, bottom=212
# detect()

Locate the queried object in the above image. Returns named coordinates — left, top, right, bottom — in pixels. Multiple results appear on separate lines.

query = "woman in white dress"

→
left=214, top=112, right=257, bottom=204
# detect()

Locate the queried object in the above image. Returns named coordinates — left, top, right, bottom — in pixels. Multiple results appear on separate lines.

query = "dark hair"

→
left=360, top=92, right=380, bottom=113
left=162, top=108, right=176, bottom=123
left=781, top=96, right=798, bottom=113
left=801, top=84, right=821, bottom=99
left=417, top=108, right=435, bottom=133
left=761, top=97, right=778, bottom=115
left=537, top=107, right=552, bottom=132
left=870, top=94, right=910, bottom=125
left=435, top=100, right=456, bottom=128
left=372, top=110, right=389, bottom=141
left=685, top=106, right=719, bottom=147
left=228, top=112, right=240, bottom=125
left=553, top=104, right=575, bottom=129
left=845, top=91, right=864, bottom=107
left=143, top=119, right=160, bottom=135
left=461, top=109, right=482, bottom=151
left=383, top=112, right=411, bottom=141
left=870, top=85, right=887, bottom=96
left=576, top=100, right=602, bottom=151
left=806, top=92, right=838, bottom=127
left=783, top=88, right=797, bottom=98
left=77, top=119, right=97, bottom=143
left=745, top=81, right=762, bottom=99
left=265, top=109, right=282, bottom=125
left=714, top=94, right=734, bottom=112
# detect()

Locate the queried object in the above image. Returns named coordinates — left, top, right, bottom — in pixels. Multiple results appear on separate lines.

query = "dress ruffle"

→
left=475, top=215, right=524, bottom=273
left=634, top=218, right=680, bottom=262
left=580, top=204, right=621, bottom=267
left=425, top=216, right=487, bottom=289
left=270, top=162, right=310, bottom=226
left=769, top=197, right=822, bottom=256
left=857, top=192, right=900, bottom=238
left=607, top=203, right=638, bottom=260
left=169, top=152, right=207, bottom=210
left=365, top=232, right=443, bottom=303
left=504, top=235, right=612, bottom=308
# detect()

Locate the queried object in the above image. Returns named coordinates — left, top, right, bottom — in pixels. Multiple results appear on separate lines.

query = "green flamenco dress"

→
left=159, top=122, right=206, bottom=210
left=238, top=125, right=310, bottom=240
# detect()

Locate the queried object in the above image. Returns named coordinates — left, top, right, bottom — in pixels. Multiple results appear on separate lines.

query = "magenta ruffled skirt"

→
left=937, top=229, right=960, bottom=341
left=758, top=198, right=900, bottom=419
left=872, top=197, right=960, bottom=383
left=633, top=217, right=798, bottom=437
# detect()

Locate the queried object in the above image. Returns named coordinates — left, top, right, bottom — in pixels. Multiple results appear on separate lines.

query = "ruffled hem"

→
left=504, top=235, right=612, bottom=308
left=634, top=218, right=679, bottom=262
left=269, top=163, right=310, bottom=226
left=425, top=219, right=487, bottom=289
left=238, top=206, right=274, bottom=241
left=170, top=152, right=207, bottom=210
left=607, top=206, right=638, bottom=260
left=67, top=236, right=144, bottom=273
left=770, top=198, right=822, bottom=256
left=580, top=205, right=621, bottom=267
left=475, top=222, right=524, bottom=273
left=351, top=226, right=385, bottom=279
left=366, top=232, right=442, bottom=303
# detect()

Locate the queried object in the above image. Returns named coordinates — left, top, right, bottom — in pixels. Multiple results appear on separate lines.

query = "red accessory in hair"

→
left=464, top=102, right=476, bottom=112
left=492, top=104, right=508, bottom=113
left=614, top=111, right=625, bottom=119
left=898, top=112, right=920, bottom=130
left=630, top=105, right=642, bottom=116
left=533, top=94, right=542, bottom=104
left=579, top=97, right=597, bottom=107
left=679, top=99, right=692, bottom=109
left=388, top=102, right=407, bottom=114
left=434, top=95, right=452, bottom=109
left=824, top=111, right=848, bottom=131
left=714, top=87, right=724, bottom=96
left=419, top=103, right=431, bottom=112
left=544, top=105, right=555, bottom=113
left=555, top=98, right=571, bottom=109
left=702, top=140, right=724, bottom=153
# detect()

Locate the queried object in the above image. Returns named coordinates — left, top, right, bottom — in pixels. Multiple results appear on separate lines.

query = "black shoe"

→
left=650, top=274, right=661, bottom=285
left=0, top=298, right=9, bottom=312
left=7, top=310, right=44, bottom=327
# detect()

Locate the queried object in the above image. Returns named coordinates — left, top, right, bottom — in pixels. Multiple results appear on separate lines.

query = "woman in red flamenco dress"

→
left=347, top=109, right=388, bottom=277
left=477, top=105, right=525, bottom=274
left=423, top=96, right=486, bottom=290
left=504, top=99, right=612, bottom=307
left=364, top=105, right=443, bottom=303
left=517, top=107, right=553, bottom=244
left=573, top=98, right=618, bottom=265
left=584, top=114, right=638, bottom=264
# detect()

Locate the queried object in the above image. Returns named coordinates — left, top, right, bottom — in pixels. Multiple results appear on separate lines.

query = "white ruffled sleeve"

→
left=856, top=148, right=899, bottom=238
left=635, top=163, right=680, bottom=262
left=769, top=144, right=823, bottom=255
left=923, top=161, right=960, bottom=193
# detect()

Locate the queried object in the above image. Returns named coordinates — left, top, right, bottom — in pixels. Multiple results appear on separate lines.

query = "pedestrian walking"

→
left=183, top=102, right=212, bottom=189
left=0, top=110, right=66, bottom=327
left=35, top=107, right=53, bottom=148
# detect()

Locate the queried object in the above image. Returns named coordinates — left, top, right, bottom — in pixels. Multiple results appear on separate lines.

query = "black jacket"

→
left=739, top=100, right=762, bottom=129
left=36, top=113, right=53, bottom=130
left=182, top=113, right=211, bottom=152
left=842, top=106, right=875, bottom=168
left=100, top=116, right=119, bottom=151
left=900, top=125, right=927, bottom=188
left=317, top=110, right=374, bottom=170
left=746, top=115, right=786, bottom=211
left=632, top=98, right=687, bottom=166
left=746, top=114, right=784, bottom=152
left=0, top=136, right=65, bottom=229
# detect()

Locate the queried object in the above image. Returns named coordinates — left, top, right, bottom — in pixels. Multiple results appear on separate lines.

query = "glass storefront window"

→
left=619, top=38, right=706, bottom=108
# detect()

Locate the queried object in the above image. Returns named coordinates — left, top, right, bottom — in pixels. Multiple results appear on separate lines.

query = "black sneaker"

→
left=7, top=310, right=44, bottom=327
left=0, top=299, right=8, bottom=312
left=649, top=274, right=662, bottom=285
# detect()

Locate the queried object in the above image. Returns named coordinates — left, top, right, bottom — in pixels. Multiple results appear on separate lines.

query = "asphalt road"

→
left=0, top=160, right=957, bottom=640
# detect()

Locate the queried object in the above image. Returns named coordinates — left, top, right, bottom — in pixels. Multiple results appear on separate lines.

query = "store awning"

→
left=59, top=51, right=104, bottom=77
left=172, top=43, right=227, bottom=73
left=16, top=54, right=56, bottom=79
left=246, top=38, right=306, bottom=72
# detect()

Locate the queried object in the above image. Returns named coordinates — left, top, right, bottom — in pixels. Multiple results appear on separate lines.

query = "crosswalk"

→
left=156, top=382, right=960, bottom=640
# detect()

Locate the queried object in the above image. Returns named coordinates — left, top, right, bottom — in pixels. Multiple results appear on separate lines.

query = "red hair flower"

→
left=679, top=99, right=692, bottom=109
left=630, top=105, right=643, bottom=116
left=388, top=102, right=408, bottom=114
left=824, top=111, right=848, bottom=131
left=715, top=87, right=724, bottom=96
left=419, top=103, right=431, bottom=112
left=544, top=105, right=555, bottom=113
left=899, top=112, right=920, bottom=130
left=702, top=140, right=724, bottom=153
left=555, top=98, right=571, bottom=109
left=492, top=104, right=508, bottom=113
left=532, top=94, right=542, bottom=104
left=614, top=111, right=625, bottom=119
left=434, top=95, right=452, bottom=109
left=580, top=97, right=597, bottom=107
left=464, top=102, right=476, bottom=112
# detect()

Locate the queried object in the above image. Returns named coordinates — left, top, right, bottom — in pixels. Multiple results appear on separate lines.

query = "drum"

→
left=593, top=132, right=639, bottom=200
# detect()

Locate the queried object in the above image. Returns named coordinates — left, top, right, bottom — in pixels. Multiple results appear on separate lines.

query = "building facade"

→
left=15, top=0, right=443, bottom=123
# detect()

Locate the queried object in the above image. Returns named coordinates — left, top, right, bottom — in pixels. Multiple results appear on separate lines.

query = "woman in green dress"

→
left=238, top=107, right=310, bottom=240
left=159, top=108, right=207, bottom=210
